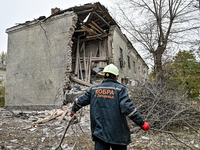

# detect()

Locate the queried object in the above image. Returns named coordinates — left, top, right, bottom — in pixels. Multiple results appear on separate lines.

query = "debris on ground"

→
left=0, top=103, right=200, bottom=150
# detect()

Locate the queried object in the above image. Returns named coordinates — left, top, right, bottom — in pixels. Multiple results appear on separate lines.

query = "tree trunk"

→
left=154, top=49, right=163, bottom=83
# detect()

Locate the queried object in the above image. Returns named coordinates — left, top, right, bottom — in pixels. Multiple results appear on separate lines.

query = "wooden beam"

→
left=85, top=55, right=89, bottom=83
left=80, top=41, right=84, bottom=51
left=91, top=21, right=107, bottom=34
left=72, top=57, right=108, bottom=63
left=93, top=12, right=110, bottom=27
left=74, top=36, right=80, bottom=75
left=79, top=57, right=83, bottom=80
left=89, top=23, right=103, bottom=34
left=82, top=42, right=87, bottom=82
left=93, top=18, right=101, bottom=23
left=91, top=57, right=108, bottom=62
left=100, top=24, right=107, bottom=28
left=81, top=34, right=107, bottom=42
left=71, top=76, right=93, bottom=87
left=88, top=52, right=92, bottom=83
left=99, top=40, right=103, bottom=68
left=78, top=17, right=83, bottom=24
left=74, top=29, right=85, bottom=32
left=81, top=25, right=96, bottom=35
left=86, top=34, right=103, bottom=39
left=76, top=8, right=93, bottom=14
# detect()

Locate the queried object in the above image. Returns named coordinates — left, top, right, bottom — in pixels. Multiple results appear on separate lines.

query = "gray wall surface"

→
left=111, top=26, right=148, bottom=83
left=5, top=12, right=77, bottom=109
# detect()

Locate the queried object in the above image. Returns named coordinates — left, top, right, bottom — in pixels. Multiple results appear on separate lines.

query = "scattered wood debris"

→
left=23, top=103, right=72, bottom=129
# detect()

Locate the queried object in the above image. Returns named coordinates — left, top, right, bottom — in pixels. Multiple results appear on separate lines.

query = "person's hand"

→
left=70, top=112, right=77, bottom=120
left=70, top=112, right=74, bottom=117
left=141, top=122, right=150, bottom=131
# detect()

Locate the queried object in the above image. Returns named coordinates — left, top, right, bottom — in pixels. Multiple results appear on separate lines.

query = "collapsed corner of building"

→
left=5, top=2, right=149, bottom=110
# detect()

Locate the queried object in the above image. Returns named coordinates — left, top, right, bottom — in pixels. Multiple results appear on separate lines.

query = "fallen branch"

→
left=151, top=128, right=196, bottom=149
left=150, top=128, right=183, bottom=135
left=159, top=109, right=188, bottom=130
left=170, top=133, right=195, bottom=150
left=182, top=119, right=199, bottom=133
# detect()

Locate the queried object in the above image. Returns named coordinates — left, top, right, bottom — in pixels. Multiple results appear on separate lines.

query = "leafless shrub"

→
left=128, top=80, right=200, bottom=131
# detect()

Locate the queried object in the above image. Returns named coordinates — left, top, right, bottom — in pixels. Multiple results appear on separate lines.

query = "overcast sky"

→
left=0, top=0, right=113, bottom=54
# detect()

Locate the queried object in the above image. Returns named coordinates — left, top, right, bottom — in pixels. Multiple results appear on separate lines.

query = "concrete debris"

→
left=29, top=127, right=37, bottom=132
left=0, top=122, right=7, bottom=127
left=190, top=140, right=194, bottom=144
left=10, top=139, right=18, bottom=143
left=28, top=116, right=38, bottom=122
left=92, top=66, right=102, bottom=74
left=141, top=136, right=150, bottom=140
left=5, top=146, right=13, bottom=149
left=1, top=103, right=200, bottom=149
left=41, top=137, right=45, bottom=142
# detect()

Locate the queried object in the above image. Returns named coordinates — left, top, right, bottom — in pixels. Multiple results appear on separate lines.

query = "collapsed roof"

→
left=7, top=2, right=149, bottom=86
left=9, top=2, right=147, bottom=67
left=49, top=2, right=118, bottom=42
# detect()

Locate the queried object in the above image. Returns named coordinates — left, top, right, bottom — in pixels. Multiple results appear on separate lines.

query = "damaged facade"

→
left=5, top=2, right=148, bottom=109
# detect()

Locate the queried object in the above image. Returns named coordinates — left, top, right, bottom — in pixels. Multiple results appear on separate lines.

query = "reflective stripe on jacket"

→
left=72, top=78, right=144, bottom=145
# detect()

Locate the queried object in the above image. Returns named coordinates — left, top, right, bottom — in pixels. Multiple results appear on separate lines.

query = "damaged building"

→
left=5, top=2, right=148, bottom=109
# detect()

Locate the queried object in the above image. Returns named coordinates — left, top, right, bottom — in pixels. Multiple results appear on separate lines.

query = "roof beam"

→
left=89, top=23, right=103, bottom=34
left=91, top=21, right=107, bottom=34
left=81, top=25, right=96, bottom=35
left=93, top=12, right=110, bottom=27
left=76, top=8, right=93, bottom=14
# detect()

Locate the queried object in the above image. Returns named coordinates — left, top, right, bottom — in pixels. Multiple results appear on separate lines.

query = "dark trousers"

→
left=95, top=138, right=127, bottom=150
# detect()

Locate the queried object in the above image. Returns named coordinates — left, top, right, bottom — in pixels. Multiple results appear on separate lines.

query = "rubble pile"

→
left=0, top=80, right=199, bottom=149
left=1, top=102, right=200, bottom=149
left=0, top=105, right=92, bottom=150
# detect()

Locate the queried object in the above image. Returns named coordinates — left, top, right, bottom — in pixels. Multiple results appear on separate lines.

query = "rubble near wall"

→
left=0, top=102, right=199, bottom=149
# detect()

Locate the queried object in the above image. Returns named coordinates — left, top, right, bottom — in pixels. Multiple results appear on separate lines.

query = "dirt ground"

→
left=0, top=107, right=200, bottom=150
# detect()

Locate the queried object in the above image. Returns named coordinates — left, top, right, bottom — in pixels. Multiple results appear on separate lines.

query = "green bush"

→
left=0, top=86, right=5, bottom=107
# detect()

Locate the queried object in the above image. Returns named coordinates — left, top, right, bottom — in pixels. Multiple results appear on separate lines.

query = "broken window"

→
left=119, top=48, right=125, bottom=68
left=127, top=56, right=131, bottom=69
left=133, top=61, right=136, bottom=73
left=138, top=66, right=140, bottom=75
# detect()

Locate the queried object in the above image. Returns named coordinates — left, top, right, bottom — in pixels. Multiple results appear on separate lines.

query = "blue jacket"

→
left=72, top=78, right=144, bottom=145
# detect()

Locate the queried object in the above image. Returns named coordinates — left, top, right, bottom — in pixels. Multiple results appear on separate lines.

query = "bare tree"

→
left=113, top=0, right=200, bottom=82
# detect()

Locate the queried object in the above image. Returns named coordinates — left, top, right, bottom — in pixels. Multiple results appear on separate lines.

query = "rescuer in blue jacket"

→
left=70, top=64, right=149, bottom=150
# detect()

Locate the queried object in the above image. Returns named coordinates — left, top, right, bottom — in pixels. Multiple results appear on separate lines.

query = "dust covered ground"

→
left=0, top=107, right=200, bottom=150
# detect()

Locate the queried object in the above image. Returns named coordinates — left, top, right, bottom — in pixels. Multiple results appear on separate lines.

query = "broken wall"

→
left=71, top=38, right=108, bottom=83
left=5, top=12, right=77, bottom=109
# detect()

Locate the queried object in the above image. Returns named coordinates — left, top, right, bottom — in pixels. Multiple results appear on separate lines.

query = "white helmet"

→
left=103, top=64, right=119, bottom=76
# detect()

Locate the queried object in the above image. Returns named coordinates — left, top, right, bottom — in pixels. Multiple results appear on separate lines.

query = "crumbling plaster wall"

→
left=111, top=26, right=148, bottom=84
left=5, top=12, right=77, bottom=109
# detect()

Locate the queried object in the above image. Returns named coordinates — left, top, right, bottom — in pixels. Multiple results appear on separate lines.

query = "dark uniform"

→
left=72, top=78, right=144, bottom=145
